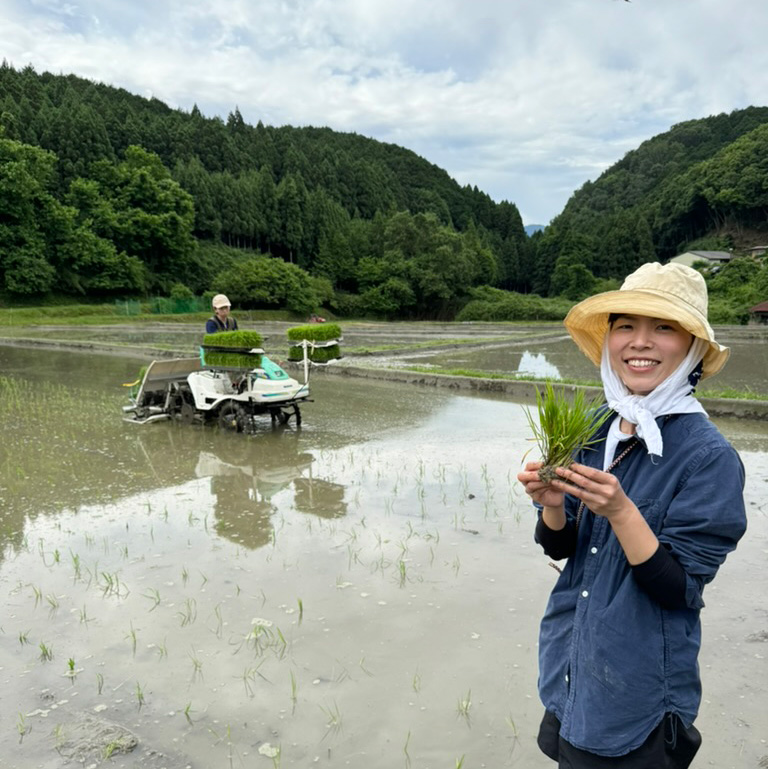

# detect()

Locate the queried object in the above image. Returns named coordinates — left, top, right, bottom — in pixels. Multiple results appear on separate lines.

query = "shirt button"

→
left=590, top=547, right=598, bottom=554
left=565, top=674, right=569, bottom=682
left=582, top=590, right=589, bottom=598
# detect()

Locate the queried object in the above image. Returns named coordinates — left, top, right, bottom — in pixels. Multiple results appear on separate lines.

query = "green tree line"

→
left=0, top=61, right=535, bottom=317
left=2, top=61, right=766, bottom=321
left=531, top=107, right=768, bottom=310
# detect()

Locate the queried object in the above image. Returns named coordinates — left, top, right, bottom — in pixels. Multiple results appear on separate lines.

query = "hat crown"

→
left=212, top=293, right=231, bottom=308
left=620, top=263, right=708, bottom=318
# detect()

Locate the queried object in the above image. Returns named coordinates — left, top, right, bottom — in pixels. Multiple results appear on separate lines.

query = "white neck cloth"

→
left=600, top=334, right=709, bottom=459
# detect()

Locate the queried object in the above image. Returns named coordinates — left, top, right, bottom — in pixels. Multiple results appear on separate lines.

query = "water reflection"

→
left=194, top=434, right=347, bottom=549
left=517, top=350, right=562, bottom=380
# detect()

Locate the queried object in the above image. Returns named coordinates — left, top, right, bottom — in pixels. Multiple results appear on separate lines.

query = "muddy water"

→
left=0, top=345, right=766, bottom=769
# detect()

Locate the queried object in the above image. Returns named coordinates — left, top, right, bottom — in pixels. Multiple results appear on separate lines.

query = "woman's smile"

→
left=609, top=315, right=693, bottom=395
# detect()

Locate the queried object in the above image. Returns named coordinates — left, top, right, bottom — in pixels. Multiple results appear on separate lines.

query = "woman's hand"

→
left=517, top=462, right=565, bottom=509
left=552, top=462, right=659, bottom=565
left=552, top=462, right=633, bottom=523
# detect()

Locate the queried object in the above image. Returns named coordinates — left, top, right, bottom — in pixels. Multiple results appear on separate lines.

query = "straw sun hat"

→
left=564, top=262, right=729, bottom=379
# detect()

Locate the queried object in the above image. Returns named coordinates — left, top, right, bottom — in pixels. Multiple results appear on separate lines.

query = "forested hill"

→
left=531, top=107, right=768, bottom=299
left=0, top=61, right=533, bottom=317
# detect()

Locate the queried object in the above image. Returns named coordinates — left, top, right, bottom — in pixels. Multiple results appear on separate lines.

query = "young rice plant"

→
left=524, top=382, right=611, bottom=483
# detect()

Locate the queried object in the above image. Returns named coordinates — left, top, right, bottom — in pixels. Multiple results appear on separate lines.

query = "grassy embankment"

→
left=0, top=304, right=303, bottom=326
left=399, top=367, right=768, bottom=401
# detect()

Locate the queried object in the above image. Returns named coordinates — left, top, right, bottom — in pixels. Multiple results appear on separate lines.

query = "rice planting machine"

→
left=122, top=324, right=342, bottom=432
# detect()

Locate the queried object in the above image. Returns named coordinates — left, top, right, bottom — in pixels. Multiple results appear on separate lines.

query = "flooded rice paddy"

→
left=0, top=338, right=767, bottom=769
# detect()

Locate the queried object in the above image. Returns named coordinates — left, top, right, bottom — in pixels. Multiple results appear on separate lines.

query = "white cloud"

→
left=2, top=0, right=768, bottom=224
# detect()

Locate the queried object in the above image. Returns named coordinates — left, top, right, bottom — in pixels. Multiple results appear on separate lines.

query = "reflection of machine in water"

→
left=195, top=433, right=348, bottom=550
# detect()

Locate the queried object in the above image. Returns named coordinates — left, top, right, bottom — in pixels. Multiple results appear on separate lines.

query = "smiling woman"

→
left=606, top=315, right=693, bottom=396
left=518, top=262, right=747, bottom=769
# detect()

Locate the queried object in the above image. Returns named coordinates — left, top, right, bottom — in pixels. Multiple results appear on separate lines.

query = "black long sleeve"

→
left=535, top=516, right=578, bottom=560
left=631, top=543, right=688, bottom=610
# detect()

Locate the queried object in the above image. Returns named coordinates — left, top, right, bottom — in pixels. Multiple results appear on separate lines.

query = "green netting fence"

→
left=114, top=297, right=210, bottom=316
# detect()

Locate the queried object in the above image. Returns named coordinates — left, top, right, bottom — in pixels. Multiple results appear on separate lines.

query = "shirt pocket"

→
left=605, top=498, right=663, bottom=561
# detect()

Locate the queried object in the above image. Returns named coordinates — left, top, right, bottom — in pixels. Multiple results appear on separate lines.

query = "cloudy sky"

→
left=2, top=0, right=767, bottom=225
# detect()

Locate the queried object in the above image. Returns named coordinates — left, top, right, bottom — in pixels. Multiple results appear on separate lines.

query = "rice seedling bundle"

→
left=202, top=330, right=264, bottom=369
left=524, top=382, right=611, bottom=483
left=288, top=343, right=342, bottom=363
left=286, top=323, right=342, bottom=363
left=286, top=323, right=342, bottom=343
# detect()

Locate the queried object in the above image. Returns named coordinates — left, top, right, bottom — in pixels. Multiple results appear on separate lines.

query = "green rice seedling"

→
left=52, top=723, right=64, bottom=744
left=135, top=681, right=145, bottom=709
left=359, top=657, right=373, bottom=677
left=17, top=712, right=28, bottom=744
left=100, top=571, right=118, bottom=597
left=212, top=603, right=224, bottom=638
left=96, top=672, right=104, bottom=695
left=184, top=702, right=194, bottom=724
left=455, top=756, right=465, bottom=769
left=32, top=584, right=42, bottom=607
left=456, top=689, right=472, bottom=725
left=524, top=382, right=611, bottom=483
left=143, top=588, right=161, bottom=612
left=404, top=730, right=412, bottom=768
left=104, top=741, right=121, bottom=759
left=412, top=670, right=422, bottom=693
left=275, top=627, right=288, bottom=660
left=189, top=649, right=203, bottom=682
left=241, top=663, right=268, bottom=697
left=18, top=630, right=30, bottom=646
left=177, top=598, right=197, bottom=627
left=39, top=641, right=53, bottom=661
left=125, top=623, right=138, bottom=656
left=297, top=598, right=304, bottom=624
left=156, top=638, right=168, bottom=659
left=79, top=604, right=91, bottom=627
left=290, top=670, right=298, bottom=710
left=70, top=551, right=81, bottom=580
left=333, top=662, right=350, bottom=683
left=319, top=701, right=343, bottom=739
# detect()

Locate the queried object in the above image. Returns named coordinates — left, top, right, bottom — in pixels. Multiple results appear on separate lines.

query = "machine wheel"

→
left=271, top=404, right=301, bottom=427
left=180, top=402, right=197, bottom=425
left=166, top=392, right=184, bottom=418
left=217, top=402, right=245, bottom=432
left=272, top=409, right=290, bottom=425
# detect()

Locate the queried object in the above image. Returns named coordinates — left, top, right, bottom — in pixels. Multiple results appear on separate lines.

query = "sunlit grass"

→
left=400, top=365, right=768, bottom=400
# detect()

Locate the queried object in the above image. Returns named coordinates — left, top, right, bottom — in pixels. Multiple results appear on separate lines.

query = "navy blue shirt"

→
left=535, top=411, right=746, bottom=757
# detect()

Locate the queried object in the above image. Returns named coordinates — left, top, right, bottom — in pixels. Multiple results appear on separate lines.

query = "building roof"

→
left=749, top=301, right=768, bottom=313
left=686, top=250, right=732, bottom=260
left=668, top=250, right=732, bottom=268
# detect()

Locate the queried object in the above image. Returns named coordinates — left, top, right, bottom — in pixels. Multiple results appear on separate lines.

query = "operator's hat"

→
left=564, top=262, right=729, bottom=379
left=212, top=294, right=231, bottom=309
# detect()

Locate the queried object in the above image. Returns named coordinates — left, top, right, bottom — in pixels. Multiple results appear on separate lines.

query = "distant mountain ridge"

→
left=524, top=224, right=545, bottom=236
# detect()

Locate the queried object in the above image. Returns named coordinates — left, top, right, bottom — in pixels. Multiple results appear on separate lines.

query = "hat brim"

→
left=564, top=289, right=729, bottom=379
